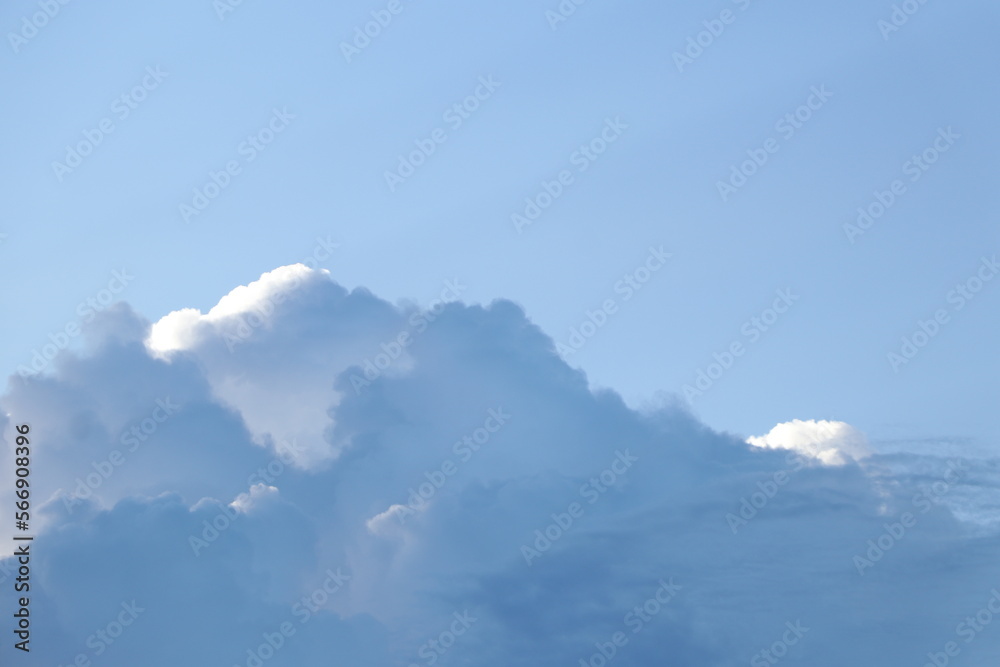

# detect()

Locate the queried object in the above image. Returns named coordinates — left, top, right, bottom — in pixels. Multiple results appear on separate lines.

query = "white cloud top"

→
left=748, top=419, right=872, bottom=466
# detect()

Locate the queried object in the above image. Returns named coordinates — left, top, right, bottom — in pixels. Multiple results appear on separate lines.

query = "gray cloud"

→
left=2, top=265, right=998, bottom=666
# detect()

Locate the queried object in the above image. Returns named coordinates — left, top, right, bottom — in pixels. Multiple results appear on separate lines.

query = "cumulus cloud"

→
left=2, top=266, right=998, bottom=666
left=146, top=264, right=320, bottom=357
left=748, top=419, right=872, bottom=465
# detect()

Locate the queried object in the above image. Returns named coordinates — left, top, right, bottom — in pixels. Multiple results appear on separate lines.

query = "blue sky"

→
left=2, top=1, right=999, bottom=665
left=1, top=0, right=996, bottom=444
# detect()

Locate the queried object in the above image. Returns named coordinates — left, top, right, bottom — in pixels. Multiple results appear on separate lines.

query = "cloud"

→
left=146, top=264, right=320, bottom=357
left=230, top=482, right=280, bottom=513
left=145, top=263, right=409, bottom=467
left=2, top=266, right=998, bottom=666
left=747, top=418, right=872, bottom=465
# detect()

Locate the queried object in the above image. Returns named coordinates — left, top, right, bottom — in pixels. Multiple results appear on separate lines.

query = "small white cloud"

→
left=366, top=503, right=419, bottom=536
left=230, top=482, right=280, bottom=514
left=747, top=419, right=871, bottom=466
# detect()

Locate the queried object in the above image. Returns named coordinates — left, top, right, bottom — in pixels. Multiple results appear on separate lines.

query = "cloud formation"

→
left=747, top=419, right=872, bottom=465
left=2, top=266, right=998, bottom=666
